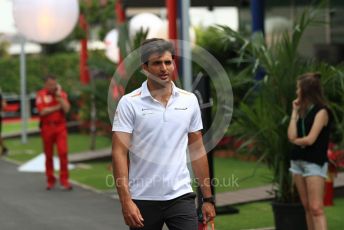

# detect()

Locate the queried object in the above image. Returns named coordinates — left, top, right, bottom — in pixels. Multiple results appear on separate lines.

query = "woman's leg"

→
left=306, top=176, right=327, bottom=230
left=293, top=174, right=314, bottom=230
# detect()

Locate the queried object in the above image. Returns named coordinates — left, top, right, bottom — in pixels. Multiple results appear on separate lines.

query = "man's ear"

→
left=141, top=68, right=149, bottom=77
left=142, top=63, right=148, bottom=71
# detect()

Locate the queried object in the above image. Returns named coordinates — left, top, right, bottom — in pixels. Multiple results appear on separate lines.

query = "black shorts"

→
left=131, top=192, right=198, bottom=230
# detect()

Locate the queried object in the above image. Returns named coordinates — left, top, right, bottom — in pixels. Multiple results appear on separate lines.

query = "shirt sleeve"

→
left=35, top=92, right=44, bottom=113
left=189, top=94, right=203, bottom=133
left=61, top=91, right=69, bottom=103
left=112, top=96, right=135, bottom=133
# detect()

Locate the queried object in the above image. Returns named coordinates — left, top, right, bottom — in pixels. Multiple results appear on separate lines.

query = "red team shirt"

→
left=36, top=89, right=68, bottom=124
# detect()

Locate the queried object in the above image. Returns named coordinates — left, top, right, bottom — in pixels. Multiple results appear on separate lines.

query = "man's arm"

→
left=188, top=131, right=216, bottom=224
left=112, top=131, right=144, bottom=228
left=39, top=96, right=69, bottom=116
left=55, top=85, right=70, bottom=113
left=36, top=89, right=66, bottom=116
left=39, top=104, right=62, bottom=116
left=56, top=96, right=70, bottom=113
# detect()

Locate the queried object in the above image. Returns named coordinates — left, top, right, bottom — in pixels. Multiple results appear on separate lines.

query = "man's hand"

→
left=122, top=200, right=144, bottom=228
left=188, top=131, right=216, bottom=224
left=54, top=84, right=70, bottom=113
left=202, top=202, right=216, bottom=224
left=55, top=84, right=62, bottom=97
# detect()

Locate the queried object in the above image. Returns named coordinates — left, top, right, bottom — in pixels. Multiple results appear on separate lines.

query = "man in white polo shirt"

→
left=112, top=38, right=215, bottom=230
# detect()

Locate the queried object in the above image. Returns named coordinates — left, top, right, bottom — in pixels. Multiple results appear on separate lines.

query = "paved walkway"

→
left=216, top=185, right=273, bottom=206
left=4, top=150, right=344, bottom=230
left=69, top=147, right=111, bottom=163
left=216, top=172, right=344, bottom=206
left=0, top=159, right=127, bottom=230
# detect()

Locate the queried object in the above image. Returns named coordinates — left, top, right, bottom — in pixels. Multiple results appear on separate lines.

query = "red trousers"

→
left=41, top=123, right=69, bottom=185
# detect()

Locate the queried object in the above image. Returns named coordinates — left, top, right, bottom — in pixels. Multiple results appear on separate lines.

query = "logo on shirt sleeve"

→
left=43, top=95, right=52, bottom=103
left=174, top=107, right=188, bottom=110
left=113, top=110, right=119, bottom=126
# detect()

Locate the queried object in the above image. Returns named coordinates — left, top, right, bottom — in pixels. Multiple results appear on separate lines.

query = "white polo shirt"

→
left=112, top=80, right=203, bottom=200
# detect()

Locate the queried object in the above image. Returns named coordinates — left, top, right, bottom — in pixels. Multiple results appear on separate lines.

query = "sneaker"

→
left=46, top=177, right=56, bottom=191
left=61, top=182, right=73, bottom=191
left=1, top=147, right=8, bottom=156
left=46, top=183, right=55, bottom=191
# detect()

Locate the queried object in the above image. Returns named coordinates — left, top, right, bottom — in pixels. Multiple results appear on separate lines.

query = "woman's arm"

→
left=288, top=99, right=300, bottom=142
left=288, top=109, right=299, bottom=142
left=291, top=109, right=329, bottom=147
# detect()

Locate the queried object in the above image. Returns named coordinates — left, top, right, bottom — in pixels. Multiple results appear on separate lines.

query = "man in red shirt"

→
left=36, top=75, right=72, bottom=190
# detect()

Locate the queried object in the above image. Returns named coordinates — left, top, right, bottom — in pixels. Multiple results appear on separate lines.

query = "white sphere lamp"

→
left=129, top=13, right=164, bottom=39
left=104, top=29, right=119, bottom=63
left=13, top=0, right=79, bottom=44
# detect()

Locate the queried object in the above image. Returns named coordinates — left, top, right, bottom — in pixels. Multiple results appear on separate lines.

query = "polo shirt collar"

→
left=141, top=80, right=179, bottom=99
left=43, top=88, right=54, bottom=96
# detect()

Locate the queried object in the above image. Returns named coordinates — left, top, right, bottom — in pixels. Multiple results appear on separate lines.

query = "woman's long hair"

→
left=297, top=72, right=327, bottom=116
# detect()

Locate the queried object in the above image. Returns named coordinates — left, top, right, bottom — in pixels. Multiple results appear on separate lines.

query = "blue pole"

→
left=251, top=0, right=265, bottom=34
left=251, top=0, right=265, bottom=80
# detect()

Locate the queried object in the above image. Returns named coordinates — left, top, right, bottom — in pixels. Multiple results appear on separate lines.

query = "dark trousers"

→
left=131, top=193, right=198, bottom=230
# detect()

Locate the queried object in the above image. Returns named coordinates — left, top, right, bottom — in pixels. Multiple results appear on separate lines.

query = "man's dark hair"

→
left=44, top=75, right=56, bottom=82
left=140, top=38, right=175, bottom=65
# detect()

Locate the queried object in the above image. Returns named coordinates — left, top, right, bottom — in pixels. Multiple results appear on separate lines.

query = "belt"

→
left=41, top=121, right=65, bottom=126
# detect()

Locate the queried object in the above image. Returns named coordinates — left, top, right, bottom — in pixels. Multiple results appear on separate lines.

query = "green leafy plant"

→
left=78, top=27, right=149, bottom=138
left=218, top=6, right=344, bottom=203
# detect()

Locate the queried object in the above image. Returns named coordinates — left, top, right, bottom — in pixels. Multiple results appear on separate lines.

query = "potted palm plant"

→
left=217, top=6, right=344, bottom=230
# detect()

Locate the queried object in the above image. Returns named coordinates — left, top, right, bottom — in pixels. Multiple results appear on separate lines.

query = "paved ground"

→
left=4, top=151, right=343, bottom=230
left=217, top=172, right=344, bottom=206
left=0, top=159, right=127, bottom=230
